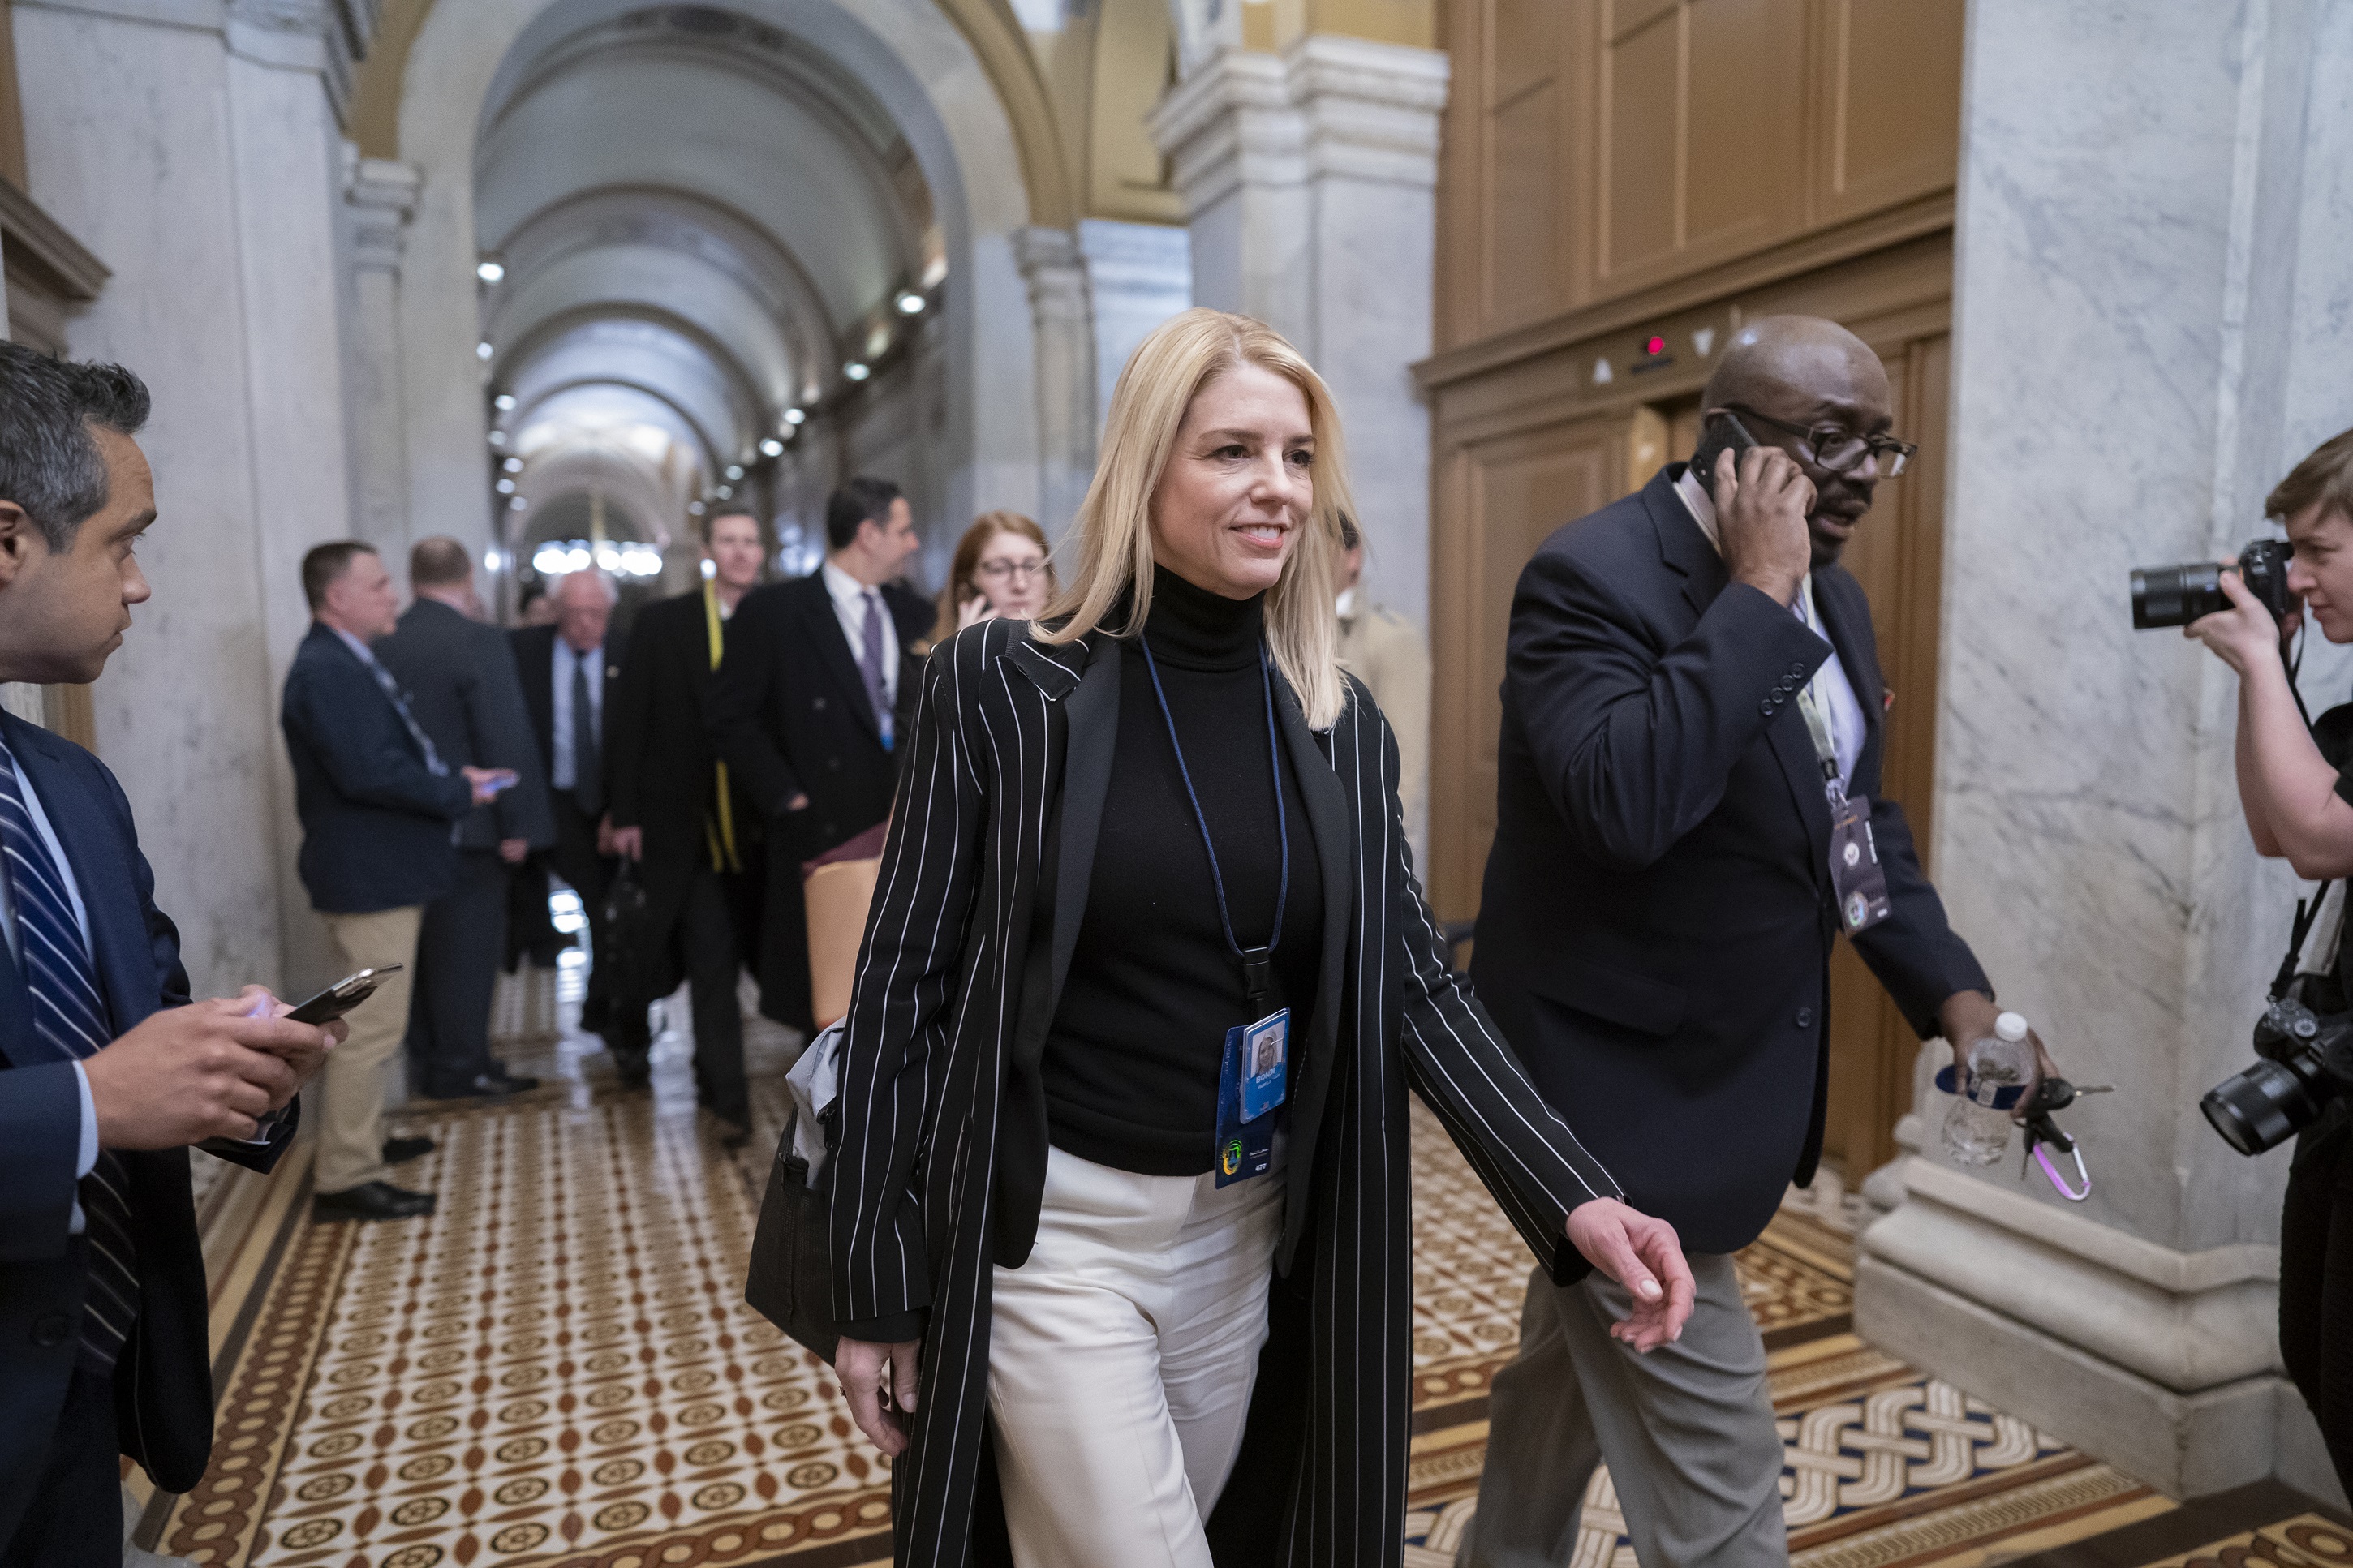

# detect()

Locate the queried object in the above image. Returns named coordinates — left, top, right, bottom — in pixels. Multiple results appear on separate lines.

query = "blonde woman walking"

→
left=822, top=308, right=1694, bottom=1567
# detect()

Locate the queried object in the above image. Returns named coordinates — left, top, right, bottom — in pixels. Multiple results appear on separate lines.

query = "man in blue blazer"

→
left=0, top=345, right=340, bottom=1562
left=1461, top=318, right=2058, bottom=1566
left=282, top=541, right=509, bottom=1223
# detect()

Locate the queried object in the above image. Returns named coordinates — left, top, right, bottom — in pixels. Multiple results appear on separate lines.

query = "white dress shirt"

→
left=0, top=749, right=101, bottom=1226
left=550, top=637, right=605, bottom=792
left=1673, top=468, right=1867, bottom=790
left=821, top=559, right=899, bottom=710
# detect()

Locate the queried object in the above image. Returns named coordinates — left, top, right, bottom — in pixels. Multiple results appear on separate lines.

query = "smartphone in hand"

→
left=286, top=966, right=403, bottom=1025
left=1692, top=410, right=1759, bottom=502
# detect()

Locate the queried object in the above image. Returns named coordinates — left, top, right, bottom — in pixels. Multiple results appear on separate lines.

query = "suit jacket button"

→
left=31, top=1313, right=70, bottom=1347
left=1759, top=698, right=1774, bottom=715
left=1795, top=1007, right=1814, bottom=1029
left=1790, top=661, right=1807, bottom=676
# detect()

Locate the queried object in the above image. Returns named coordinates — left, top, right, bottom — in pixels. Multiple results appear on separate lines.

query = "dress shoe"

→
left=609, top=1046, right=652, bottom=1090
left=381, top=1135, right=436, bottom=1164
left=710, top=1116, right=752, bottom=1151
left=424, top=1071, right=537, bottom=1102
left=314, top=1181, right=436, bottom=1222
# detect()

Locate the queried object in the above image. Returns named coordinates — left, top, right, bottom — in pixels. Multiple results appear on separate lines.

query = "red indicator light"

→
left=1645, top=335, right=1666, bottom=356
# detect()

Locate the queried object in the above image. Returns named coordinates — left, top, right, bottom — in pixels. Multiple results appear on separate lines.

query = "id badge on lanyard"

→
left=1797, top=681, right=1890, bottom=935
left=1139, top=639, right=1293, bottom=1188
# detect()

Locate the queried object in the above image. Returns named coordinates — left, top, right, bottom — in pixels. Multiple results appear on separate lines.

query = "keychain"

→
left=2018, top=1077, right=2110, bottom=1201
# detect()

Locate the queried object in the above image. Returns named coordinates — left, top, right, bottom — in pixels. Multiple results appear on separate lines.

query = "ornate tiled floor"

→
left=154, top=961, right=2177, bottom=1567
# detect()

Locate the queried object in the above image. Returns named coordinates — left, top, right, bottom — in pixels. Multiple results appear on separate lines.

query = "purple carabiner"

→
left=2033, top=1141, right=2091, bottom=1201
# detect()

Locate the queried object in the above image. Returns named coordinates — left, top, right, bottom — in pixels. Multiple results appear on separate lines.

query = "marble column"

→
left=1150, top=34, right=1448, bottom=632
left=1856, top=0, right=2353, bottom=1503
left=12, top=0, right=372, bottom=994
left=344, top=153, right=420, bottom=554
left=1076, top=217, right=1193, bottom=437
left=1012, top=225, right=1098, bottom=537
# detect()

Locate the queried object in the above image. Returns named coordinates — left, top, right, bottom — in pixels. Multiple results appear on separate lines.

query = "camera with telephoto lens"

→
left=2202, top=994, right=2353, bottom=1156
left=2131, top=539, right=2294, bottom=629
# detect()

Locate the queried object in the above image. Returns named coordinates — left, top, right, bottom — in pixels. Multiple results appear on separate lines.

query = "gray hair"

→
left=0, top=342, right=152, bottom=552
left=551, top=568, right=619, bottom=606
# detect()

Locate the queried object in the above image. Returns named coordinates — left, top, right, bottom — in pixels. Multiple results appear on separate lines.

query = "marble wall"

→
left=13, top=0, right=365, bottom=998
left=1858, top=0, right=2353, bottom=1500
left=1077, top=217, right=1193, bottom=449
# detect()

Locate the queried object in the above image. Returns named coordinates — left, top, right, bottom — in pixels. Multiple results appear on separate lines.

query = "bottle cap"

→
left=1995, top=1011, right=2028, bottom=1042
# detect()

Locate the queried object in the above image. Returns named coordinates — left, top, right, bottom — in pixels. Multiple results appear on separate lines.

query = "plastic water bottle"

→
left=1941, top=1012, right=2035, bottom=1166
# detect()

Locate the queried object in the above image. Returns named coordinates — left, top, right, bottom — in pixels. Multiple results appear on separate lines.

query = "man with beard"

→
left=1460, top=316, right=2060, bottom=1567
left=604, top=511, right=767, bottom=1145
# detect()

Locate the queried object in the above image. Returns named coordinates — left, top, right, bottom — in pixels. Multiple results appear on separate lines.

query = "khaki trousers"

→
left=313, top=905, right=423, bottom=1195
left=987, top=1147, right=1284, bottom=1568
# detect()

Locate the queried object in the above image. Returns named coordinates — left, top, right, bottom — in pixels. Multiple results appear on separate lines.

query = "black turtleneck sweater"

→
left=1041, top=567, right=1325, bottom=1176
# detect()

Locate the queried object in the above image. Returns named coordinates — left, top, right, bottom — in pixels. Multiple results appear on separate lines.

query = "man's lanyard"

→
left=1137, top=638, right=1289, bottom=1017
left=702, top=580, right=742, bottom=873
left=1792, top=581, right=1845, bottom=803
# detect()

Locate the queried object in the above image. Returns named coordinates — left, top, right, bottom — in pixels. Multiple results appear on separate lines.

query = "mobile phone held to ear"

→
left=286, top=965, right=402, bottom=1025
left=1691, top=410, right=1759, bottom=500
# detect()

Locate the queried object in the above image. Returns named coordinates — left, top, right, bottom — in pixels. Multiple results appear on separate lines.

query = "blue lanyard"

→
left=1136, top=637, right=1290, bottom=1008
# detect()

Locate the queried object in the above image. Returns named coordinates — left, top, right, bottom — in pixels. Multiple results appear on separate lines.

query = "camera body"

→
left=2202, top=994, right=2353, bottom=1156
left=2131, top=539, right=2294, bottom=629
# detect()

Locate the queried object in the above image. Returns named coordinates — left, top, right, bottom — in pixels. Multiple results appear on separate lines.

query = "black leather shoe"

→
left=313, top=1181, right=437, bottom=1222
left=609, top=1047, right=652, bottom=1090
left=424, top=1072, right=536, bottom=1102
left=381, top=1136, right=436, bottom=1164
left=710, top=1116, right=751, bottom=1151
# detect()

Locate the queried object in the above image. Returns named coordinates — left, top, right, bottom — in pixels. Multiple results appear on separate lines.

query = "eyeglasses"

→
left=975, top=558, right=1047, bottom=582
left=1721, top=406, right=1915, bottom=478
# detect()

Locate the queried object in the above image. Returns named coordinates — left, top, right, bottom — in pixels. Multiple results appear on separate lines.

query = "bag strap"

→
left=2275, top=883, right=2339, bottom=999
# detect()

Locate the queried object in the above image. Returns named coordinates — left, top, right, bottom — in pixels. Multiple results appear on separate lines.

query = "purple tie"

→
left=858, top=590, right=894, bottom=749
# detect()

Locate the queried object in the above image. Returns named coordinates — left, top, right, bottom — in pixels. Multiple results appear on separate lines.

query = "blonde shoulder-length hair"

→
left=1036, top=307, right=1353, bottom=730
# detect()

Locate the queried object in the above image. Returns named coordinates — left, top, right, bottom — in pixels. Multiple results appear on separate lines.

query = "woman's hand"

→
left=1564, top=1198, right=1696, bottom=1352
left=956, top=594, right=998, bottom=632
left=2186, top=565, right=2291, bottom=677
left=835, top=1336, right=922, bottom=1455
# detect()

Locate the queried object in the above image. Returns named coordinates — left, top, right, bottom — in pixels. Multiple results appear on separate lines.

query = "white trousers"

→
left=987, top=1145, right=1285, bottom=1568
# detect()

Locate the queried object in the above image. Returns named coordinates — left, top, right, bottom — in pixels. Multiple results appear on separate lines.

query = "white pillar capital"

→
left=1010, top=226, right=1096, bottom=535
left=344, top=153, right=421, bottom=276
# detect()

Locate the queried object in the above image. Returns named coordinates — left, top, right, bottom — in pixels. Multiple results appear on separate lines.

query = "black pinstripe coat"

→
left=828, top=618, right=1626, bottom=1566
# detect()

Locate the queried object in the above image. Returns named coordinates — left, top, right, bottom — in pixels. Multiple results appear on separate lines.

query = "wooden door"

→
left=1428, top=409, right=1662, bottom=923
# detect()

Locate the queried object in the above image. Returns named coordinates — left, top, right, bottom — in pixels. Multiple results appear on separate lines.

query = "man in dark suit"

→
left=511, top=570, right=639, bottom=1071
left=1461, top=317, right=2058, bottom=1566
left=376, top=536, right=553, bottom=1102
left=0, top=345, right=337, bottom=1562
left=607, top=510, right=767, bottom=1141
left=282, top=542, right=510, bottom=1223
left=709, top=476, right=927, bottom=1033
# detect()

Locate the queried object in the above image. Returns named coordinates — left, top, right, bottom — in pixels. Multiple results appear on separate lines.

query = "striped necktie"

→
left=0, top=741, right=139, bottom=1370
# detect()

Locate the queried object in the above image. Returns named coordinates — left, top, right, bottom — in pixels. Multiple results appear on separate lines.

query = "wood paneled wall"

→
left=1419, top=0, right=1964, bottom=1174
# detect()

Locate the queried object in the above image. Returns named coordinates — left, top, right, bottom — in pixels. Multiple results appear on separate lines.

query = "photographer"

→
left=2186, top=426, right=2353, bottom=1497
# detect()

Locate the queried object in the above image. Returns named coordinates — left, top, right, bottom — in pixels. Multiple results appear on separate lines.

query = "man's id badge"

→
left=1829, top=793, right=1891, bottom=934
left=1214, top=1008, right=1289, bottom=1188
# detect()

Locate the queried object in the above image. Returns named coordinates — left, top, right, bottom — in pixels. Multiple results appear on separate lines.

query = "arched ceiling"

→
left=475, top=4, right=940, bottom=546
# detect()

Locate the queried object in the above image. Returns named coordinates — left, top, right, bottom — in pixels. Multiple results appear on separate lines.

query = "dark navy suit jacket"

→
left=376, top=598, right=555, bottom=854
left=281, top=621, right=473, bottom=913
left=1472, top=466, right=1989, bottom=1254
left=0, top=707, right=297, bottom=1539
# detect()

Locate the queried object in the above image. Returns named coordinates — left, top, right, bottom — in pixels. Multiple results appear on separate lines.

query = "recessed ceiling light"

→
left=488, top=430, right=507, bottom=447
left=494, top=393, right=517, bottom=411
left=508, top=496, right=527, bottom=510
left=843, top=362, right=870, bottom=382
left=476, top=260, right=506, bottom=284
left=502, top=457, right=523, bottom=473
left=895, top=291, right=925, bottom=316
left=783, top=408, right=806, bottom=426
left=476, top=341, right=495, bottom=361
left=495, top=479, right=516, bottom=495
left=759, top=437, right=784, bottom=458
left=716, top=485, right=733, bottom=499
left=687, top=500, right=706, bottom=516
left=725, top=465, right=744, bottom=481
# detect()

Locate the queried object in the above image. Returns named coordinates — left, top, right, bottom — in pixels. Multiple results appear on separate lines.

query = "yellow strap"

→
left=703, top=579, right=742, bottom=874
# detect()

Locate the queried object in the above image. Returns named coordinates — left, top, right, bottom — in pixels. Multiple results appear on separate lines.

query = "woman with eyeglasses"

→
left=820, top=308, right=1695, bottom=1567
left=925, top=510, right=1058, bottom=648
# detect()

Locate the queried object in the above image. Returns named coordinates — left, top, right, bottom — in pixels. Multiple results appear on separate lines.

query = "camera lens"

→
left=2201, top=1058, right=2329, bottom=1156
left=2132, top=562, right=2227, bottom=629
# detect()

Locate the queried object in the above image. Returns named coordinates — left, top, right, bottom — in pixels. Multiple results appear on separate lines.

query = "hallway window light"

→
left=476, top=341, right=495, bottom=361
left=759, top=437, right=784, bottom=458
left=896, top=290, right=926, bottom=316
left=496, top=479, right=516, bottom=495
left=476, top=259, right=506, bottom=284
left=783, top=407, right=806, bottom=426
left=843, top=362, right=870, bottom=382
left=725, top=464, right=744, bottom=481
left=494, top=393, right=518, bottom=411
